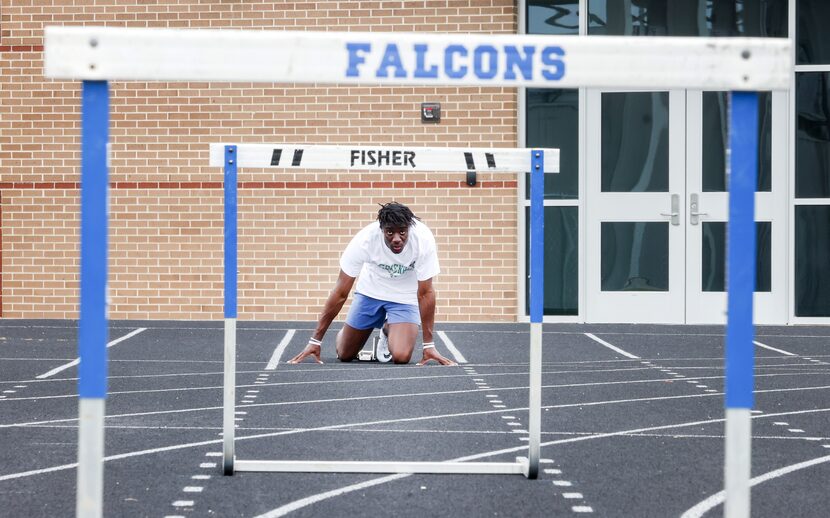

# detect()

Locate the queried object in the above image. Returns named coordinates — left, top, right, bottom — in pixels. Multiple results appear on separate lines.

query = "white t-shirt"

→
left=339, top=220, right=440, bottom=306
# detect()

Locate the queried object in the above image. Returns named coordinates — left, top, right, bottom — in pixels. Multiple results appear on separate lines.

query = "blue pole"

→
left=724, top=91, right=758, bottom=518
left=77, top=79, right=109, bottom=518
left=526, top=149, right=544, bottom=479
left=530, top=150, right=544, bottom=322
left=222, top=145, right=239, bottom=474
left=224, top=146, right=238, bottom=319
left=79, top=80, right=109, bottom=400
left=725, top=92, right=758, bottom=410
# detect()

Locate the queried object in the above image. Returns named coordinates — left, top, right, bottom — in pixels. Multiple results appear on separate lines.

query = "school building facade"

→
left=1, top=0, right=828, bottom=325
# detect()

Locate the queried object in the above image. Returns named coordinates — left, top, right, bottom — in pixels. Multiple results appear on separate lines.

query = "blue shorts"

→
left=345, top=292, right=421, bottom=330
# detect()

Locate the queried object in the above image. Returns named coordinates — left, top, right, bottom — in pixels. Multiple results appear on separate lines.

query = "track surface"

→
left=2, top=320, right=829, bottom=517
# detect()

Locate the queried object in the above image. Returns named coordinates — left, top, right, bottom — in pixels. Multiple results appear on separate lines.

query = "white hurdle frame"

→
left=211, top=143, right=559, bottom=478
left=44, top=27, right=790, bottom=518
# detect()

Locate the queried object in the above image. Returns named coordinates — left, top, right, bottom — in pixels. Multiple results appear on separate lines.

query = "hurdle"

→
left=208, top=143, right=558, bottom=478
left=44, top=27, right=789, bottom=518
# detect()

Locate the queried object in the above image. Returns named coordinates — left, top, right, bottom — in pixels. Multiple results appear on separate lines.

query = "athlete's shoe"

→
left=375, top=331, right=392, bottom=363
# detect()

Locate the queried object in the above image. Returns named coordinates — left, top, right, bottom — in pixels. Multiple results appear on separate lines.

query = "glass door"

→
left=685, top=90, right=788, bottom=324
left=586, top=89, right=788, bottom=324
left=586, top=90, right=687, bottom=323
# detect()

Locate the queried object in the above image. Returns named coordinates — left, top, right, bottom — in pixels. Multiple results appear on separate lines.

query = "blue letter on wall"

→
left=505, top=45, right=535, bottom=80
left=445, top=45, right=468, bottom=79
left=376, top=43, right=408, bottom=78
left=414, top=44, right=439, bottom=78
left=541, top=46, right=565, bottom=81
left=346, top=43, right=372, bottom=77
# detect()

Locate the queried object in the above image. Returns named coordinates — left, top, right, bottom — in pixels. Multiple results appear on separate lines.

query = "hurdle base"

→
left=235, top=458, right=528, bottom=475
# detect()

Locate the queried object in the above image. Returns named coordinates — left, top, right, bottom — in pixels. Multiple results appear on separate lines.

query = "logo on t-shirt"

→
left=378, top=261, right=416, bottom=278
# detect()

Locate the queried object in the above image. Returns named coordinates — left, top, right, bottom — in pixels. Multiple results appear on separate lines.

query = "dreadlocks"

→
left=377, top=202, right=420, bottom=228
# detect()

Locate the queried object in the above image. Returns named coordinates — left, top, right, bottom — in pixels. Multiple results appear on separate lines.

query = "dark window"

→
left=527, top=1, right=580, bottom=35
left=526, top=89, right=578, bottom=200
left=798, top=0, right=830, bottom=64
left=701, top=222, right=771, bottom=292
left=795, top=206, right=830, bottom=316
left=796, top=73, right=830, bottom=198
left=525, top=207, right=579, bottom=315
left=601, top=222, right=669, bottom=291
left=702, top=92, right=772, bottom=192
left=589, top=0, right=787, bottom=37
left=602, top=92, right=669, bottom=193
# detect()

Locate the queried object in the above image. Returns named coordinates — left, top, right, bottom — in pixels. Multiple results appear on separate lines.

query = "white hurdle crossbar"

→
left=211, top=143, right=559, bottom=478
left=44, top=27, right=790, bottom=518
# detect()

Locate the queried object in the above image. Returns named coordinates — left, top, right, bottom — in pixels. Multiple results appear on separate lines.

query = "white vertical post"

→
left=223, top=318, right=236, bottom=475
left=77, top=399, right=106, bottom=517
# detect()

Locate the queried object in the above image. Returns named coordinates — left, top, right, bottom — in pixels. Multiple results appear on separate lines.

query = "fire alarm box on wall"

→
left=421, top=102, right=441, bottom=123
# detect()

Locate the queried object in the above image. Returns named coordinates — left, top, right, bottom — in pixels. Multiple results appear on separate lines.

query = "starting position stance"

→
left=288, top=202, right=456, bottom=366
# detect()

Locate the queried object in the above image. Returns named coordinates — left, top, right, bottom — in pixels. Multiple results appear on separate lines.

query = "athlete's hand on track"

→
left=287, top=341, right=323, bottom=364
left=416, top=346, right=457, bottom=366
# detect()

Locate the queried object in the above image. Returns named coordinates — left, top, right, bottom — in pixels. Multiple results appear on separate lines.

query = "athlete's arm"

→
left=417, top=277, right=436, bottom=344
left=287, top=270, right=355, bottom=364
left=416, top=277, right=456, bottom=366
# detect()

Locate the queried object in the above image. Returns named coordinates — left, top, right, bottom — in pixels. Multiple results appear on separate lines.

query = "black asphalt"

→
left=1, top=320, right=829, bottom=517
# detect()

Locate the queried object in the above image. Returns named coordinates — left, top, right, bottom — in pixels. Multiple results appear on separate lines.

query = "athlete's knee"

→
left=335, top=343, right=355, bottom=362
left=391, top=348, right=412, bottom=364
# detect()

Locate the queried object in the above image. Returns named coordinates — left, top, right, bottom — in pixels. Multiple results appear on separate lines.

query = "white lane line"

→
left=36, top=328, right=147, bottom=379
left=172, top=501, right=195, bottom=507
left=681, top=454, right=830, bottom=518
left=584, top=333, right=640, bottom=359
left=7, top=378, right=830, bottom=431
left=753, top=340, right=797, bottom=356
left=553, top=480, right=573, bottom=487
left=436, top=331, right=468, bottom=364
left=572, top=506, right=594, bottom=513
left=254, top=473, right=411, bottom=517
left=182, top=486, right=203, bottom=493
left=2, top=402, right=830, bottom=502
left=249, top=409, right=830, bottom=517
left=563, top=493, right=583, bottom=499
left=266, top=330, right=296, bottom=370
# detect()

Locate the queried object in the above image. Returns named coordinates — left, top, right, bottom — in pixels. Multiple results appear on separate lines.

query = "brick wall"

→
left=0, top=1, right=520, bottom=322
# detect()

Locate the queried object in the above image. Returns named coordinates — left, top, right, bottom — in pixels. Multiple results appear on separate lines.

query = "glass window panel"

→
left=797, top=0, right=830, bottom=64
left=795, top=206, right=830, bottom=316
left=525, top=207, right=579, bottom=315
left=589, top=0, right=787, bottom=37
left=701, top=221, right=772, bottom=292
left=526, top=89, right=578, bottom=200
left=702, top=92, right=772, bottom=192
left=601, top=222, right=668, bottom=291
left=602, top=92, right=669, bottom=193
left=527, top=1, right=579, bottom=35
left=796, top=73, right=830, bottom=198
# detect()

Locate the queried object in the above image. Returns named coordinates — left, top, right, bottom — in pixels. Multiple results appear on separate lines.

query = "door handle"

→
left=660, top=194, right=680, bottom=226
left=689, top=193, right=708, bottom=225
